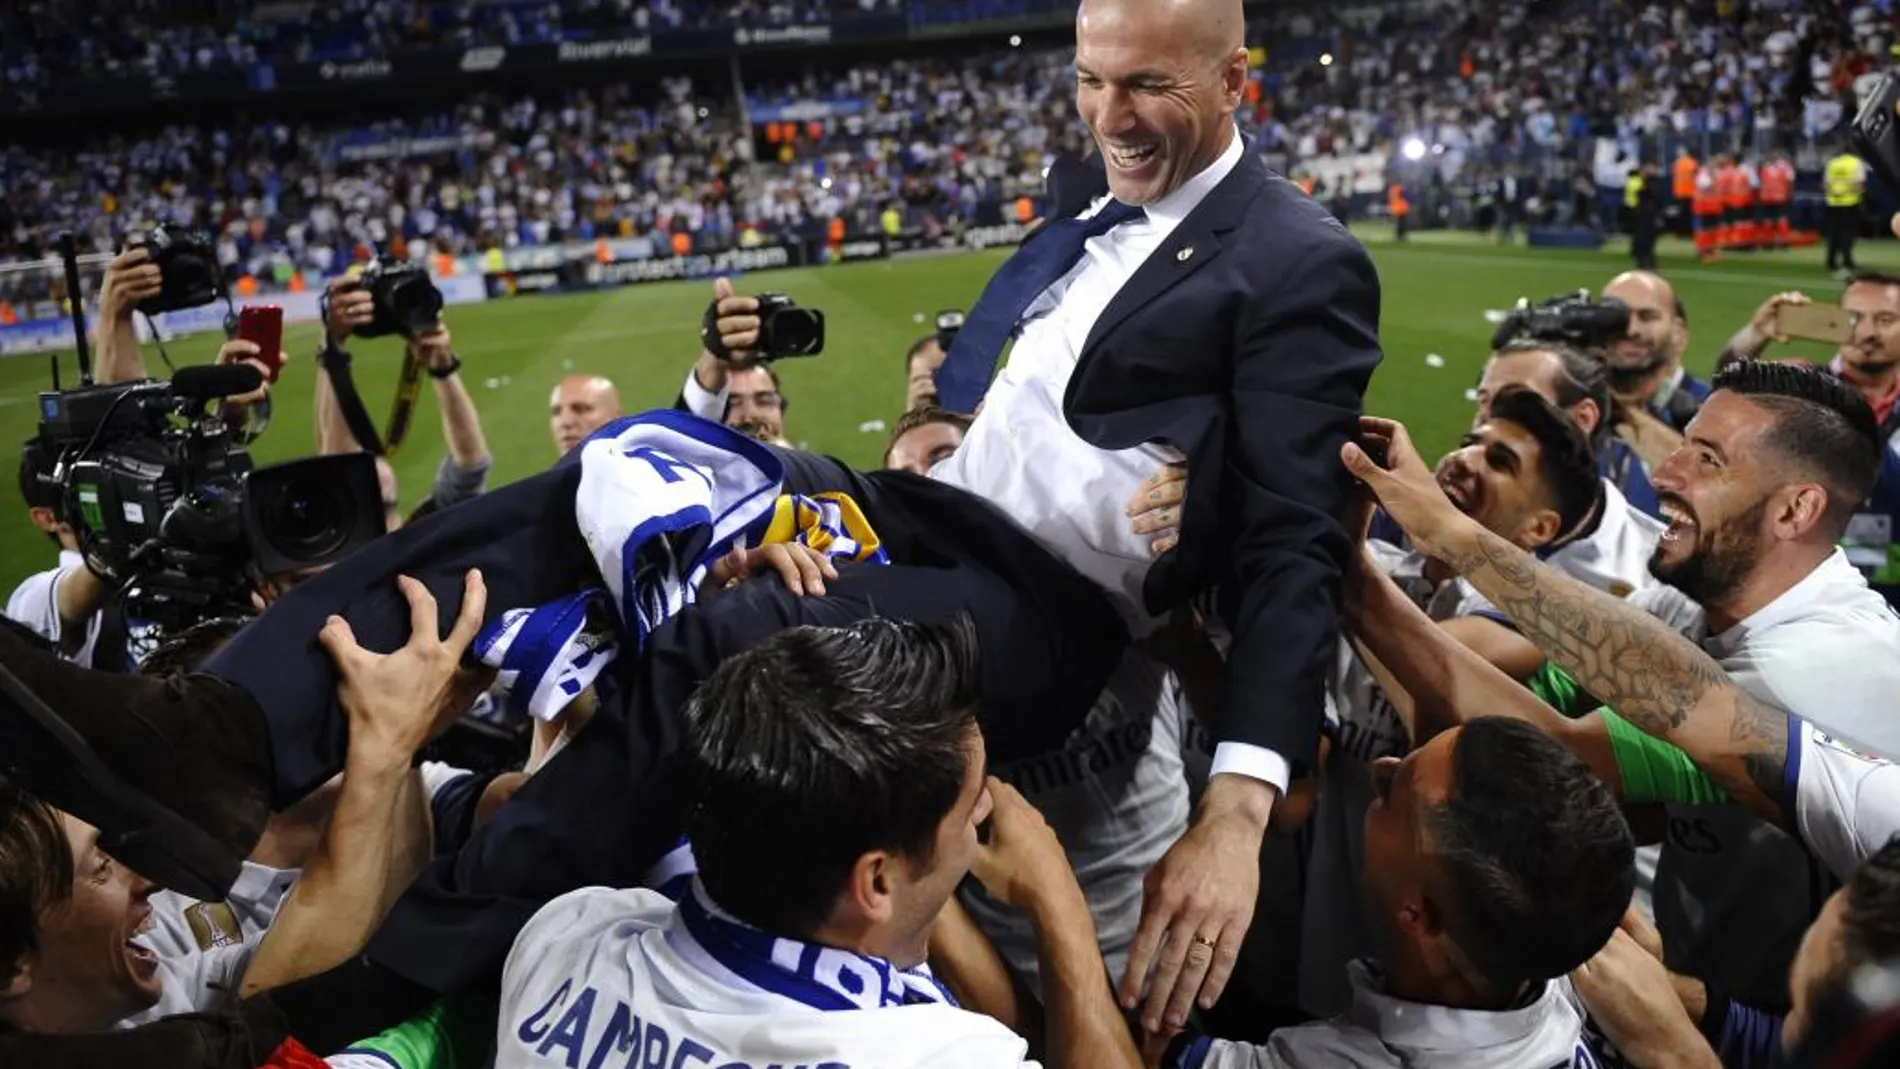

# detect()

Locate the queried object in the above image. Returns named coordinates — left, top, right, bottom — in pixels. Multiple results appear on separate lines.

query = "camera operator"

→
left=317, top=275, right=492, bottom=526
left=1601, top=270, right=1708, bottom=437
left=682, top=277, right=793, bottom=445
left=5, top=444, right=110, bottom=666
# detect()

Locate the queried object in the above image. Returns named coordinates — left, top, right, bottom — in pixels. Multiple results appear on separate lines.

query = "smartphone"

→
left=1852, top=72, right=1900, bottom=194
left=235, top=306, right=285, bottom=382
left=1776, top=303, right=1856, bottom=345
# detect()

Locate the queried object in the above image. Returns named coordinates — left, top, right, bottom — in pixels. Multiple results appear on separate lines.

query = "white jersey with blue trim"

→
left=118, top=861, right=298, bottom=1026
left=1196, top=962, right=1617, bottom=1068
left=499, top=886, right=1036, bottom=1069
left=1788, top=720, right=1900, bottom=881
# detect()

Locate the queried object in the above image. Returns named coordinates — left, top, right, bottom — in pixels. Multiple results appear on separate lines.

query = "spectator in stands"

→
left=883, top=406, right=970, bottom=475
left=548, top=374, right=623, bottom=456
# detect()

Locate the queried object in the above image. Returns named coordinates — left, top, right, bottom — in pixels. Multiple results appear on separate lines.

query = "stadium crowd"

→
left=4, top=0, right=1894, bottom=288
left=12, top=0, right=1900, bottom=1068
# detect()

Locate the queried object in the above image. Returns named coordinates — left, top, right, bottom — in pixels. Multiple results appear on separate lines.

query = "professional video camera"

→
left=353, top=256, right=445, bottom=338
left=131, top=224, right=226, bottom=316
left=1490, top=290, right=1631, bottom=352
left=35, top=364, right=386, bottom=636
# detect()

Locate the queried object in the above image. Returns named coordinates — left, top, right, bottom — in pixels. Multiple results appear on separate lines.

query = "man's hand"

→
left=318, top=570, right=491, bottom=766
left=701, top=543, right=840, bottom=598
left=704, top=276, right=764, bottom=367
left=1126, top=464, right=1186, bottom=556
left=409, top=321, right=455, bottom=371
left=214, top=339, right=281, bottom=407
left=1743, top=291, right=1812, bottom=348
left=1570, top=929, right=1721, bottom=1069
left=323, top=277, right=374, bottom=349
left=1122, top=776, right=1272, bottom=1034
left=968, top=778, right=1073, bottom=912
left=98, top=247, right=163, bottom=324
left=1339, top=417, right=1469, bottom=561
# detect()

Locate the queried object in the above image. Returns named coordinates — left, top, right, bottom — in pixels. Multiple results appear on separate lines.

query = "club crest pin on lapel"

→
left=1177, top=245, right=1195, bottom=263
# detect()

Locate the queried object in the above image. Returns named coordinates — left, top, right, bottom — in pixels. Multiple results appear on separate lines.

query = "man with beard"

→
left=1534, top=360, right=1900, bottom=1012
left=1715, top=273, right=1900, bottom=594
left=1602, top=270, right=1708, bottom=444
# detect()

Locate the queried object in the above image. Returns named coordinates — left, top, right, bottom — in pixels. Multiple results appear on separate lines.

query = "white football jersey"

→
left=960, top=649, right=1189, bottom=996
left=1788, top=721, right=1900, bottom=880
left=1635, top=549, right=1900, bottom=1007
left=499, top=886, right=1036, bottom=1069
left=4, top=550, right=103, bottom=667
left=118, top=862, right=297, bottom=1026
left=1546, top=482, right=1665, bottom=598
left=1299, top=540, right=1485, bottom=1016
left=1200, top=962, right=1614, bottom=1068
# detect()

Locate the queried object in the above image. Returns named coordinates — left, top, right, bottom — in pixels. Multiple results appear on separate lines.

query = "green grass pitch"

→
left=0, top=227, right=1886, bottom=594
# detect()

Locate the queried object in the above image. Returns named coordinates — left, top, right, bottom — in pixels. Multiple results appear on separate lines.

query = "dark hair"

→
left=1843, top=269, right=1900, bottom=297
left=1424, top=718, right=1634, bottom=991
left=0, top=782, right=73, bottom=981
left=1491, top=340, right=1612, bottom=449
left=1812, top=836, right=1900, bottom=1011
left=1713, top=361, right=1881, bottom=537
left=685, top=615, right=983, bottom=937
left=883, top=406, right=973, bottom=467
left=138, top=616, right=249, bottom=679
left=1485, top=386, right=1602, bottom=539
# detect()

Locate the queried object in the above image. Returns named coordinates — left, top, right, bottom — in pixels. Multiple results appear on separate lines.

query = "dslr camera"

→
left=753, top=293, right=825, bottom=360
left=132, top=224, right=225, bottom=316
left=1491, top=290, right=1631, bottom=352
left=352, top=256, right=445, bottom=338
left=704, top=292, right=825, bottom=362
left=34, top=365, right=386, bottom=637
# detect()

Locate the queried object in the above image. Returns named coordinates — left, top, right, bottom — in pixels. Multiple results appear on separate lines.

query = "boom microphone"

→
left=170, top=362, right=263, bottom=403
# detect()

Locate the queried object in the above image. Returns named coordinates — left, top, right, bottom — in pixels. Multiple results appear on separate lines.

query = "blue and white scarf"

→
left=679, top=878, right=957, bottom=1012
left=475, top=411, right=884, bottom=722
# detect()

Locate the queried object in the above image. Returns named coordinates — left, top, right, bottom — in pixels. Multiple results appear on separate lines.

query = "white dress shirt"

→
left=931, top=132, right=1296, bottom=790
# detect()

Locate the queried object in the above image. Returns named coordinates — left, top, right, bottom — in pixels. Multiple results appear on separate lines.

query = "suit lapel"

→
left=1078, top=151, right=1268, bottom=362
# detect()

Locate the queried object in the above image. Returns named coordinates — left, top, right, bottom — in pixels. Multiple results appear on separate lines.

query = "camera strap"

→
left=317, top=340, right=389, bottom=455
left=383, top=350, right=424, bottom=458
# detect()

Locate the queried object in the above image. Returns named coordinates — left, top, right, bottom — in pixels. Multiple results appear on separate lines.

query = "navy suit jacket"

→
left=1049, top=146, right=1383, bottom=770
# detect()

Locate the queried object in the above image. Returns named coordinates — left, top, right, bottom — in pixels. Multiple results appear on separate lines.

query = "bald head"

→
left=1075, top=0, right=1247, bottom=205
left=550, top=374, right=623, bottom=455
left=1602, top=270, right=1689, bottom=378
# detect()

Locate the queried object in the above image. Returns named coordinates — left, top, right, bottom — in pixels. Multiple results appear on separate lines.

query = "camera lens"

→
left=773, top=310, right=822, bottom=355
left=257, top=475, right=356, bottom=563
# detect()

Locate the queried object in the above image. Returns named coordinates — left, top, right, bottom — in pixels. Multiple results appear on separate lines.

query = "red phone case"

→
left=236, top=306, right=285, bottom=382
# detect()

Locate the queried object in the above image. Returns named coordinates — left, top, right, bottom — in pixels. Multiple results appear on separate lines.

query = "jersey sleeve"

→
left=1790, top=720, right=1900, bottom=882
left=1599, top=709, right=1731, bottom=806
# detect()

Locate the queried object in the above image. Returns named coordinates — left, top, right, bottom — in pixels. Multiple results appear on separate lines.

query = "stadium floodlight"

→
left=1010, top=34, right=1022, bottom=47
left=1320, top=53, right=1334, bottom=66
left=1401, top=138, right=1427, bottom=161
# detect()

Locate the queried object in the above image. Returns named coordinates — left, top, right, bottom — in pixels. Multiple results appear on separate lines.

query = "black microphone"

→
left=170, top=363, right=263, bottom=402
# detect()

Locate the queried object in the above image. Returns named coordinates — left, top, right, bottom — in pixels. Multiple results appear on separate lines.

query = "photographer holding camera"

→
left=680, top=277, right=824, bottom=446
left=5, top=443, right=112, bottom=666
left=316, top=267, right=492, bottom=526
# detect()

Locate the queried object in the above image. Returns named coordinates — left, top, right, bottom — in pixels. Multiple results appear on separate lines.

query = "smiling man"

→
left=921, top=0, right=1383, bottom=1032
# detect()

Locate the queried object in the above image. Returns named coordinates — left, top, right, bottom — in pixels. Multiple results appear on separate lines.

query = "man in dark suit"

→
left=924, top=0, right=1381, bottom=1034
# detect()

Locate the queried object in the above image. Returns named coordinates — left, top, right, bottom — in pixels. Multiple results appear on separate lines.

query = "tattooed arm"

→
left=1341, top=417, right=1794, bottom=822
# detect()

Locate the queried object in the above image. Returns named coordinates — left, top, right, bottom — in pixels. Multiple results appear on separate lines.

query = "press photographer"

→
left=1490, top=287, right=1664, bottom=518
left=679, top=276, right=824, bottom=445
left=315, top=264, right=492, bottom=526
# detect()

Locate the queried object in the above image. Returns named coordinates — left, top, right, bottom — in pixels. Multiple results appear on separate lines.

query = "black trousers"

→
left=1630, top=218, right=1659, bottom=269
left=206, top=445, right=1129, bottom=993
left=1827, top=205, right=1860, bottom=270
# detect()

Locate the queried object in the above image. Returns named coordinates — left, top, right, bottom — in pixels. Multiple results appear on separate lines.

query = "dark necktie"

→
left=935, top=200, right=1145, bottom=413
